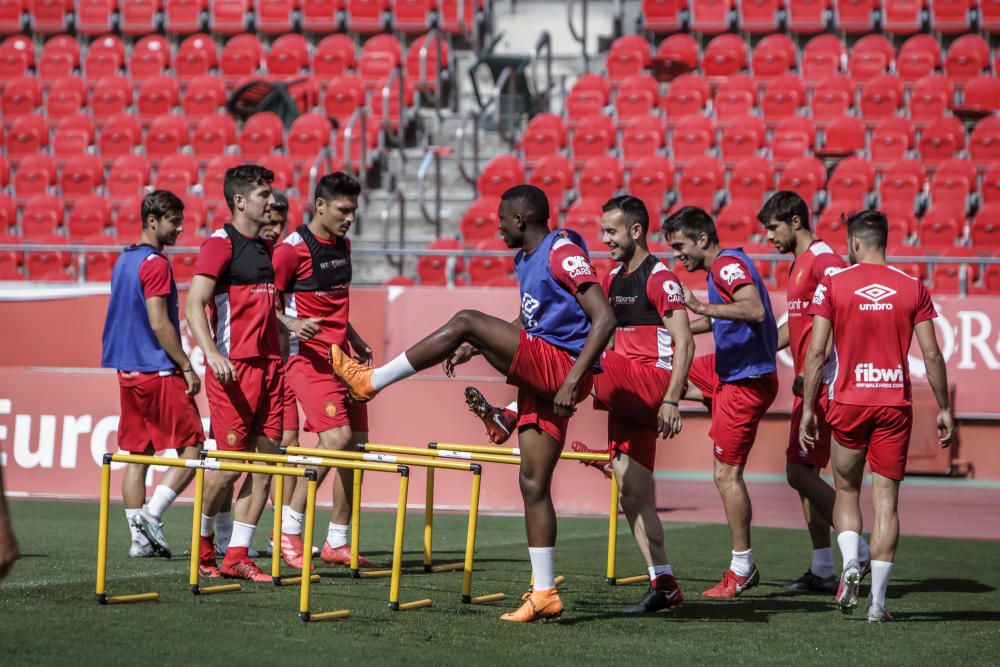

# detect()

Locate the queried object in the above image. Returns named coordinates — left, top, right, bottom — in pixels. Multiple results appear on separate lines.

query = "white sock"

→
left=505, top=401, right=518, bottom=413
left=200, top=514, right=215, bottom=538
left=730, top=548, right=753, bottom=576
left=282, top=507, right=304, bottom=536
left=649, top=564, right=673, bottom=579
left=528, top=546, right=556, bottom=591
left=229, top=521, right=256, bottom=549
left=837, top=530, right=860, bottom=567
left=371, top=352, right=416, bottom=390
left=811, top=547, right=836, bottom=578
left=215, top=511, right=233, bottom=548
left=326, top=522, right=350, bottom=548
left=859, top=536, right=871, bottom=563
left=870, top=560, right=893, bottom=607
left=125, top=509, right=148, bottom=544
left=146, top=485, right=176, bottom=521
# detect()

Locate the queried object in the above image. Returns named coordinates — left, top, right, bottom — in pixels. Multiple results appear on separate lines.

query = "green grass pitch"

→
left=1, top=500, right=998, bottom=666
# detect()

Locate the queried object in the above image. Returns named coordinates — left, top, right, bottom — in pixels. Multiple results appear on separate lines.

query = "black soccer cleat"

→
left=621, top=576, right=684, bottom=614
left=783, top=569, right=838, bottom=593
left=464, top=387, right=516, bottom=445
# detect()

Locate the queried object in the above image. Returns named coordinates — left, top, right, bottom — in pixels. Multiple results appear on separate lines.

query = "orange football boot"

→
left=499, top=588, right=563, bottom=623
left=330, top=345, right=378, bottom=402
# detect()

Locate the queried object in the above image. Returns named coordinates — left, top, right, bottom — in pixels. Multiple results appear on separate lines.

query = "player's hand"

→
left=349, top=334, right=373, bottom=367
left=182, top=368, right=201, bottom=396
left=291, top=317, right=322, bottom=341
left=657, top=403, right=682, bottom=439
left=443, top=344, right=477, bottom=377
left=792, top=374, right=804, bottom=398
left=553, top=380, right=579, bottom=418
left=799, top=408, right=817, bottom=452
left=937, top=409, right=955, bottom=448
left=0, top=520, right=19, bottom=581
left=681, top=285, right=705, bottom=315
left=206, top=352, right=237, bottom=385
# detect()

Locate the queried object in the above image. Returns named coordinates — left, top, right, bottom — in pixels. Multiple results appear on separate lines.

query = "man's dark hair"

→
left=757, top=191, right=810, bottom=231
left=500, top=184, right=550, bottom=226
left=223, top=164, right=274, bottom=212
left=315, top=171, right=361, bottom=202
left=140, top=190, right=184, bottom=228
left=846, top=209, right=889, bottom=250
left=662, top=205, right=719, bottom=245
left=603, top=195, right=650, bottom=235
left=271, top=190, right=289, bottom=212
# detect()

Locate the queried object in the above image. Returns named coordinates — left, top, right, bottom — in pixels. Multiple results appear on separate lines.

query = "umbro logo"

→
left=855, top=284, right=896, bottom=311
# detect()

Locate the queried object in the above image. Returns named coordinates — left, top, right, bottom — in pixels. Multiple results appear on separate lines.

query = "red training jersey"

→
left=193, top=226, right=281, bottom=361
left=139, top=254, right=173, bottom=299
left=809, top=263, right=936, bottom=407
left=548, top=236, right=599, bottom=294
left=786, top=240, right=846, bottom=374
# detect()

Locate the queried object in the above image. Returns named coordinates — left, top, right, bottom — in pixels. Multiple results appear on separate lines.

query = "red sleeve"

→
left=812, top=253, right=847, bottom=283
left=647, top=267, right=686, bottom=316
left=914, top=281, right=936, bottom=324
left=711, top=257, right=755, bottom=301
left=138, top=255, right=172, bottom=299
left=548, top=241, right=598, bottom=295
left=193, top=236, right=232, bottom=279
left=271, top=242, right=299, bottom=293
left=808, top=274, right=834, bottom=320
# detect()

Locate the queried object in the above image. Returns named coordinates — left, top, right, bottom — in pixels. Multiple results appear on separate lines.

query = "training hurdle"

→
left=284, top=445, right=504, bottom=607
left=204, top=450, right=418, bottom=619
left=424, top=442, right=649, bottom=588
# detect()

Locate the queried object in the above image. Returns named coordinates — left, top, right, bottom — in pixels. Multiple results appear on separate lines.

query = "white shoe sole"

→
left=837, top=565, right=862, bottom=614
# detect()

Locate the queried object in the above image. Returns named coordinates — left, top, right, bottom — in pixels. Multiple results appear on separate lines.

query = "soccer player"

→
left=664, top=206, right=779, bottom=598
left=100, top=190, right=204, bottom=559
left=185, top=165, right=297, bottom=582
left=0, top=454, right=18, bottom=580
left=801, top=210, right=954, bottom=622
left=272, top=172, right=376, bottom=569
left=330, top=185, right=616, bottom=622
left=758, top=191, right=872, bottom=592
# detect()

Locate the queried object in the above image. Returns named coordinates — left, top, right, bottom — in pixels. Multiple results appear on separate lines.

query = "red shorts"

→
left=786, top=392, right=832, bottom=468
left=285, top=351, right=369, bottom=434
left=117, top=371, right=203, bottom=453
left=280, top=364, right=299, bottom=432
left=592, top=350, right=672, bottom=469
left=687, top=354, right=719, bottom=406
left=506, top=331, right=593, bottom=445
left=826, top=401, right=913, bottom=481
left=206, top=357, right=284, bottom=451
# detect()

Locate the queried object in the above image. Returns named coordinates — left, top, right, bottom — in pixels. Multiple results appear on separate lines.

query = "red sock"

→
left=224, top=546, right=248, bottom=564
left=652, top=573, right=677, bottom=591
left=199, top=535, right=215, bottom=561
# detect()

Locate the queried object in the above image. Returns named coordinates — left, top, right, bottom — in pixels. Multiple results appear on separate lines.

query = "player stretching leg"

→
left=758, top=192, right=871, bottom=592
left=665, top=206, right=779, bottom=599
left=101, top=191, right=204, bottom=558
left=801, top=210, right=954, bottom=623
left=330, top=185, right=616, bottom=622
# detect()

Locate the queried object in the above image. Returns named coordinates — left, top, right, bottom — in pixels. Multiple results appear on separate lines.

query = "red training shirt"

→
left=786, top=240, right=847, bottom=375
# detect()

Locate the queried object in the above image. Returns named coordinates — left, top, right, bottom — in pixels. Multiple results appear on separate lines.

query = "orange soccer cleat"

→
left=279, top=533, right=316, bottom=571
left=320, top=542, right=379, bottom=568
left=499, top=588, right=564, bottom=623
left=220, top=549, right=272, bottom=582
left=330, top=345, right=379, bottom=402
left=702, top=566, right=760, bottom=598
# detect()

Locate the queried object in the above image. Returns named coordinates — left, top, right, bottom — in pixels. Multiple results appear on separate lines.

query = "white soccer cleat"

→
left=836, top=559, right=862, bottom=614
left=130, top=507, right=172, bottom=559
left=867, top=603, right=894, bottom=623
left=129, top=541, right=155, bottom=558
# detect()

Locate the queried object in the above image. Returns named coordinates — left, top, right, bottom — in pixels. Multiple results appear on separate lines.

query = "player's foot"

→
left=867, top=603, right=894, bottom=623
left=320, top=542, right=378, bottom=568
left=836, top=559, right=863, bottom=614
left=198, top=535, right=221, bottom=578
left=702, top=566, right=760, bottom=598
left=621, top=574, right=684, bottom=613
left=464, top=387, right=516, bottom=445
left=279, top=533, right=316, bottom=570
left=500, top=588, right=563, bottom=623
left=330, top=345, right=378, bottom=402
left=783, top=569, right=838, bottom=593
left=569, top=441, right=613, bottom=479
left=221, top=549, right=272, bottom=582
left=130, top=507, right=171, bottom=559
left=128, top=541, right=155, bottom=558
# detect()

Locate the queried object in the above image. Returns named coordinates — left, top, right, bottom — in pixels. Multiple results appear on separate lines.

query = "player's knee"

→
left=450, top=309, right=481, bottom=335
left=712, top=463, right=739, bottom=487
left=786, top=464, right=811, bottom=493
left=618, top=488, right=645, bottom=516
left=518, top=471, right=549, bottom=504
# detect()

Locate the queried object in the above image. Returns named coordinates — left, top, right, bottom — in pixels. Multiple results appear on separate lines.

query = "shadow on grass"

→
left=559, top=596, right=836, bottom=625
left=888, top=610, right=1000, bottom=622
left=887, top=578, right=995, bottom=598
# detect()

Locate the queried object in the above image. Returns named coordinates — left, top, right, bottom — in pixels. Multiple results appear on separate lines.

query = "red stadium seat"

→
left=716, top=201, right=757, bottom=244
left=882, top=0, right=924, bottom=34
left=191, top=113, right=235, bottom=157
left=918, top=116, right=964, bottom=163
left=265, top=33, right=309, bottom=79
left=969, top=116, right=1000, bottom=167
left=77, top=0, right=116, bottom=34
left=137, top=75, right=180, bottom=121
left=713, top=85, right=754, bottom=123
left=810, top=75, right=854, bottom=127
left=112, top=195, right=145, bottom=236
left=802, top=34, right=844, bottom=83
left=769, top=116, right=815, bottom=163
left=154, top=154, right=198, bottom=194
left=210, top=0, right=249, bottom=33
left=60, top=153, right=103, bottom=199
left=7, top=114, right=48, bottom=160
left=322, top=74, right=364, bottom=124
left=761, top=73, right=805, bottom=124
left=969, top=264, right=1000, bottom=296
left=579, top=156, right=624, bottom=201
left=67, top=194, right=110, bottom=238
left=45, top=76, right=85, bottom=120
left=520, top=113, right=567, bottom=164
left=89, top=75, right=131, bottom=121
left=822, top=115, right=865, bottom=155
left=627, top=155, right=675, bottom=223
left=848, top=50, right=888, bottom=84
left=477, top=155, right=524, bottom=199
left=702, top=34, right=746, bottom=78
left=406, top=32, right=450, bottom=97
left=0, top=34, right=32, bottom=78
left=656, top=33, right=699, bottom=71
left=164, top=0, right=205, bottom=33
left=944, top=34, right=988, bottom=83
left=180, top=194, right=207, bottom=232
left=239, top=111, right=284, bottom=158
left=690, top=0, right=732, bottom=33
left=313, top=34, right=355, bottom=79
left=642, top=0, right=686, bottom=31
left=182, top=75, right=226, bottom=120
left=897, top=50, right=935, bottom=84
left=614, top=73, right=658, bottom=122
left=909, top=75, right=952, bottom=126
left=838, top=0, right=877, bottom=32
left=25, top=233, right=73, bottom=280
left=729, top=156, right=773, bottom=205
left=929, top=172, right=969, bottom=214
left=677, top=156, right=723, bottom=212
left=621, top=113, right=666, bottom=165
left=21, top=195, right=65, bottom=238
left=358, top=34, right=401, bottom=90
left=787, top=0, right=829, bottom=31
left=203, top=155, right=240, bottom=203
left=302, top=0, right=345, bottom=33
left=145, top=114, right=188, bottom=159
left=859, top=74, right=903, bottom=122
left=719, top=115, right=766, bottom=163
left=98, top=112, right=142, bottom=160
left=777, top=155, right=825, bottom=207
left=175, top=34, right=217, bottom=82
left=29, top=0, right=69, bottom=33
left=929, top=0, right=971, bottom=32
left=106, top=155, right=150, bottom=200
left=570, top=113, right=616, bottom=165
left=741, top=0, right=780, bottom=31
left=606, top=35, right=650, bottom=85
left=751, top=45, right=792, bottom=83
left=416, top=237, right=463, bottom=286
left=287, top=113, right=332, bottom=164
left=84, top=34, right=125, bottom=79
left=2, top=74, right=41, bottom=118
left=439, top=0, right=478, bottom=35
left=467, top=239, right=514, bottom=286
left=256, top=0, right=294, bottom=33
left=566, top=74, right=610, bottom=125
left=982, top=0, right=1000, bottom=30
left=0, top=0, right=25, bottom=35
left=563, top=198, right=604, bottom=246
left=962, top=76, right=1000, bottom=114
left=918, top=206, right=961, bottom=248
left=528, top=155, right=574, bottom=212
left=460, top=196, right=501, bottom=245
left=971, top=204, right=1000, bottom=250
left=14, top=153, right=55, bottom=200
left=119, top=0, right=159, bottom=35
left=671, top=113, right=715, bottom=163
left=393, top=0, right=434, bottom=32
left=220, top=33, right=263, bottom=82
left=980, top=164, right=1000, bottom=206
left=130, top=34, right=170, bottom=81
left=660, top=72, right=708, bottom=121
left=346, top=0, right=388, bottom=33
left=870, top=118, right=915, bottom=164
left=257, top=153, right=293, bottom=191
left=827, top=157, right=873, bottom=209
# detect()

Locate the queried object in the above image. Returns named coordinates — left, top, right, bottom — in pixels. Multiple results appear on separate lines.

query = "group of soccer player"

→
left=101, top=161, right=954, bottom=624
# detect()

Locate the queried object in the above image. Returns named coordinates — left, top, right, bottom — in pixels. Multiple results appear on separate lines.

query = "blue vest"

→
left=707, top=248, right=778, bottom=382
left=101, top=244, right=180, bottom=372
left=514, top=229, right=592, bottom=357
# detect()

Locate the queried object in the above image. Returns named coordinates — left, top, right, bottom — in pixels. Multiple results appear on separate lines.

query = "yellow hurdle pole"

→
left=607, top=472, right=619, bottom=585
left=188, top=467, right=205, bottom=592
left=108, top=592, right=160, bottom=604
left=616, top=574, right=651, bottom=585
left=271, top=463, right=284, bottom=584
left=429, top=442, right=611, bottom=464
left=387, top=466, right=410, bottom=611
left=423, top=467, right=434, bottom=572
left=350, top=468, right=362, bottom=577
left=95, top=460, right=111, bottom=603
left=460, top=466, right=483, bottom=603
left=298, top=473, right=318, bottom=622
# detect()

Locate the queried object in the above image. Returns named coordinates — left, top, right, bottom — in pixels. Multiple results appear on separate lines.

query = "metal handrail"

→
left=305, top=148, right=334, bottom=223
left=455, top=109, right=482, bottom=188
left=381, top=66, right=407, bottom=147
left=342, top=107, right=370, bottom=207
left=417, top=147, right=445, bottom=236
left=566, top=0, right=589, bottom=72
left=379, top=190, right=406, bottom=272
left=493, top=65, right=519, bottom=149
left=530, top=31, right=554, bottom=103
left=417, top=28, right=448, bottom=119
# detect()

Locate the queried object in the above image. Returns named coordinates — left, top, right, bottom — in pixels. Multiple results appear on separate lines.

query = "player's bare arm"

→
left=185, top=274, right=237, bottom=385
left=274, top=309, right=321, bottom=341
left=914, top=320, right=955, bottom=447
left=658, top=308, right=694, bottom=439
left=146, top=295, right=200, bottom=396
left=554, top=283, right=616, bottom=418
left=682, top=283, right=766, bottom=323
left=690, top=316, right=712, bottom=335
left=777, top=321, right=789, bottom=351
left=347, top=322, right=373, bottom=365
left=799, top=314, right=832, bottom=451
